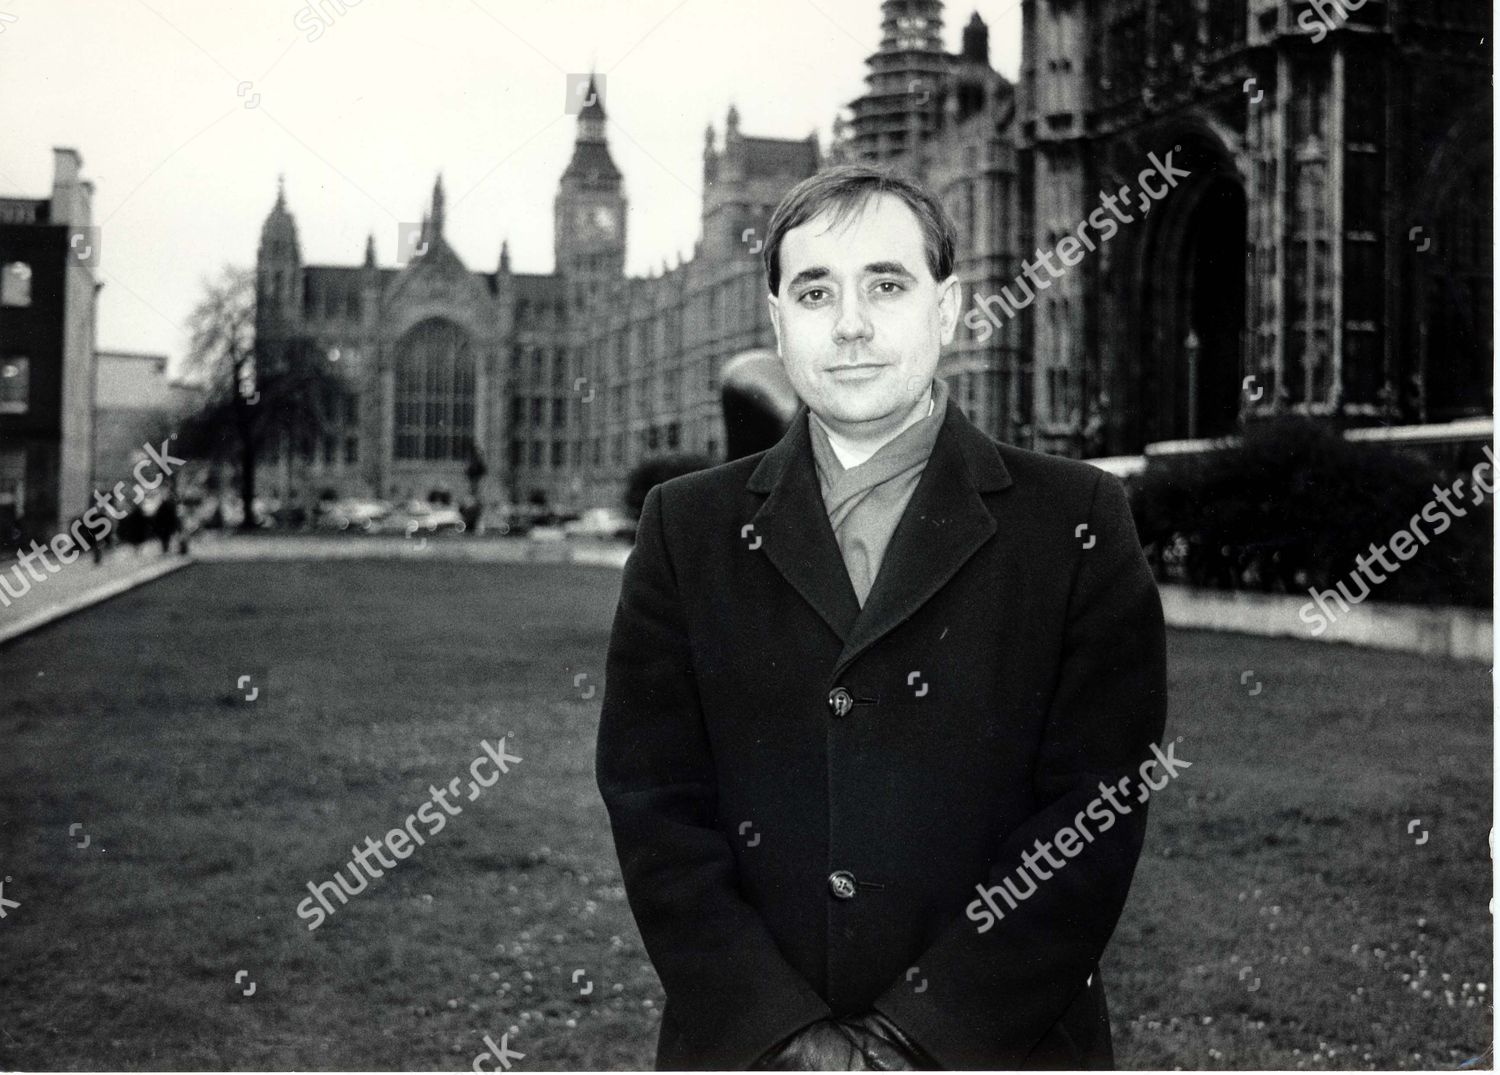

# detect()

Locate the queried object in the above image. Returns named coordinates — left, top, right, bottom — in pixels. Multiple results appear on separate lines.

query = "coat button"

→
left=828, top=870, right=857, bottom=900
left=827, top=687, right=854, bottom=718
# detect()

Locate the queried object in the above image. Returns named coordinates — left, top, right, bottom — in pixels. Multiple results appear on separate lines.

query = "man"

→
left=595, top=165, right=1167, bottom=1070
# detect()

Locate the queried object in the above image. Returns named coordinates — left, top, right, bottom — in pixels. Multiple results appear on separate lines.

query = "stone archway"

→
left=1136, top=136, right=1249, bottom=445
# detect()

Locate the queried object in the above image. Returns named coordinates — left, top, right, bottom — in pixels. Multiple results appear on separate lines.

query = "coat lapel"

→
left=745, top=408, right=862, bottom=644
left=746, top=395, right=1014, bottom=677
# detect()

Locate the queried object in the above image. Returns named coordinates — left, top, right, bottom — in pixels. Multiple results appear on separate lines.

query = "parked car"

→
left=214, top=496, right=278, bottom=529
left=317, top=498, right=392, bottom=533
left=380, top=500, right=467, bottom=536
left=563, top=507, right=637, bottom=541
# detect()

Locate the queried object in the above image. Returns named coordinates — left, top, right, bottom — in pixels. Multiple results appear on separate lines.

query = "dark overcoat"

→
left=595, top=394, right=1168, bottom=1070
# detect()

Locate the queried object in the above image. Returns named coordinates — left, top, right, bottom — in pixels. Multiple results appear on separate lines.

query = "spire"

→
left=364, top=232, right=376, bottom=268
left=562, top=72, right=621, bottom=185
left=431, top=173, right=445, bottom=236
left=579, top=71, right=606, bottom=123
left=726, top=103, right=741, bottom=137
left=259, top=174, right=299, bottom=259
left=498, top=238, right=510, bottom=274
left=962, top=11, right=989, bottom=63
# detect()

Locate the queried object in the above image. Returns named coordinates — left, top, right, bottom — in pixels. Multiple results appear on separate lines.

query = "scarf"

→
left=807, top=376, right=950, bottom=608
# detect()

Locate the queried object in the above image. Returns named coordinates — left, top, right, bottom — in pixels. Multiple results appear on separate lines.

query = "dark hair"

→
left=762, top=164, right=957, bottom=296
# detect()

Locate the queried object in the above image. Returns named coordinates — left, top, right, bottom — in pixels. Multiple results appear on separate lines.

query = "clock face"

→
left=591, top=205, right=617, bottom=235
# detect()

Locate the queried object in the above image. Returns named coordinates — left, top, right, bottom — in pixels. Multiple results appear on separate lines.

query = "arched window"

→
left=394, top=319, right=475, bottom=461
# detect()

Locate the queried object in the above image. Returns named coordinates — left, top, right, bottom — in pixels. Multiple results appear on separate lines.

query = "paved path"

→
left=191, top=531, right=632, bottom=568
left=0, top=546, right=193, bottom=646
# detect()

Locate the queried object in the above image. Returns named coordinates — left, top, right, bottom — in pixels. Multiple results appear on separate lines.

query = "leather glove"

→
left=753, top=1018, right=870, bottom=1070
left=837, top=1011, right=929, bottom=1070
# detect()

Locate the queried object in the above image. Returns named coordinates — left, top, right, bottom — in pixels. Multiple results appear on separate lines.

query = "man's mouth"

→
left=828, top=364, right=887, bottom=382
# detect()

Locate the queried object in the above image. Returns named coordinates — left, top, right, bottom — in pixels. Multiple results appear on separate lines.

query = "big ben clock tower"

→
left=554, top=72, right=626, bottom=311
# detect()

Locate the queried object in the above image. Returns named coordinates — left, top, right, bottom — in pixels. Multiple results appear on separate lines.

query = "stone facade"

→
left=252, top=0, right=1489, bottom=510
left=1018, top=0, right=1492, bottom=456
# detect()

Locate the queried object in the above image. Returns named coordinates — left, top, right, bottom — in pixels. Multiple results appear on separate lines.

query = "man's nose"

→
left=832, top=292, right=872, bottom=344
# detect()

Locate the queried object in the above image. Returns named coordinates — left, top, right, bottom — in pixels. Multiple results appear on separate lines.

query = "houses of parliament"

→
left=254, top=0, right=1491, bottom=510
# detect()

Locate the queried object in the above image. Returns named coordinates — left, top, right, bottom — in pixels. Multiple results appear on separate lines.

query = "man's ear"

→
left=937, top=274, right=962, bottom=346
left=767, top=292, right=784, bottom=357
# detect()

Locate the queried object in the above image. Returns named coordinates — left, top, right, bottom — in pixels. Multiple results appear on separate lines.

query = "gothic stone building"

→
left=253, top=0, right=1491, bottom=510
left=253, top=8, right=1019, bottom=511
left=1019, top=0, right=1492, bottom=456
left=254, top=81, right=822, bottom=510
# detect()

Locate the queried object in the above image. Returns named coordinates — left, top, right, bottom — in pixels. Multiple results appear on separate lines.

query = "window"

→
left=1, top=262, right=31, bottom=306
left=552, top=398, right=566, bottom=428
left=393, top=319, right=476, bottom=461
left=0, top=448, right=23, bottom=521
left=551, top=441, right=564, bottom=468
left=0, top=357, right=29, bottom=413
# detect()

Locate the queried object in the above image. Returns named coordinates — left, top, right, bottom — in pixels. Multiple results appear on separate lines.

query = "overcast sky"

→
left=1, top=0, right=1021, bottom=366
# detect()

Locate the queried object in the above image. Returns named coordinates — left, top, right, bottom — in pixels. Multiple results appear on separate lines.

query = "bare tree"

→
left=180, top=265, right=349, bottom=530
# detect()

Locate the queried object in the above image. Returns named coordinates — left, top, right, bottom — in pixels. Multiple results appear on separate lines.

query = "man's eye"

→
left=873, top=280, right=906, bottom=295
left=798, top=288, right=828, bottom=304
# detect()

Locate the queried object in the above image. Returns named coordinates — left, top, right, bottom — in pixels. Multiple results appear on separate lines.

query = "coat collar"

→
left=745, top=390, right=1013, bottom=681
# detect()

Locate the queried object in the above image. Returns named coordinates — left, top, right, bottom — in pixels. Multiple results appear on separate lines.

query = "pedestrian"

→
left=595, top=165, right=1168, bottom=1070
left=121, top=500, right=148, bottom=554
left=152, top=493, right=180, bottom=554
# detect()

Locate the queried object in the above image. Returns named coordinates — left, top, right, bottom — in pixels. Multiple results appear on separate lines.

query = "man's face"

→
left=768, top=192, right=960, bottom=437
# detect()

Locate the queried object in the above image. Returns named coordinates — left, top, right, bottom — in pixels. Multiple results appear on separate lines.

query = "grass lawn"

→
left=0, top=561, right=1490, bottom=1070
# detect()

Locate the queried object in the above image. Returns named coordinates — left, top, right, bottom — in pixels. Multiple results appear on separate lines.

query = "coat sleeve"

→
left=871, top=470, right=1169, bottom=1068
left=594, top=483, right=834, bottom=1069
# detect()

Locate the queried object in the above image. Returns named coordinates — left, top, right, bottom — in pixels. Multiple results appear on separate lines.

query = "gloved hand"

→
left=837, top=1011, right=928, bottom=1070
left=753, top=1018, right=869, bottom=1070
left=753, top=1012, right=929, bottom=1070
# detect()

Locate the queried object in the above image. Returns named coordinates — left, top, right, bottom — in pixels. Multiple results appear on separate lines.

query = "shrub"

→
left=1131, top=418, right=1492, bottom=607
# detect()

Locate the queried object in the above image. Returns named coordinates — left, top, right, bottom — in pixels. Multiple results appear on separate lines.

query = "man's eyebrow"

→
left=864, top=261, right=917, bottom=279
left=785, top=262, right=918, bottom=290
left=785, top=266, right=831, bottom=290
